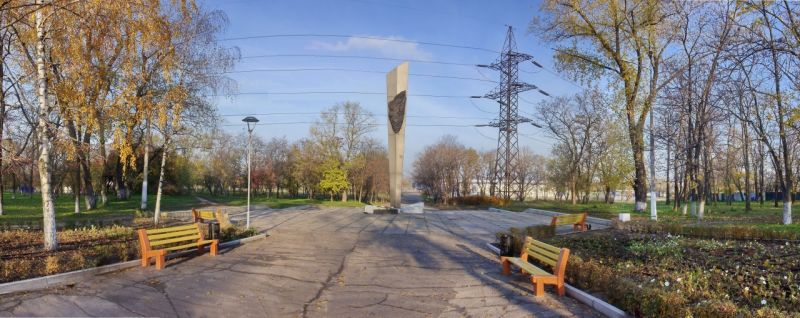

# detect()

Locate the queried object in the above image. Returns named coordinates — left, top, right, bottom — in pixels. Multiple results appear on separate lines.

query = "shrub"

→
left=452, top=195, right=508, bottom=206
left=220, top=226, right=258, bottom=242
left=618, top=220, right=800, bottom=241
left=495, top=225, right=555, bottom=255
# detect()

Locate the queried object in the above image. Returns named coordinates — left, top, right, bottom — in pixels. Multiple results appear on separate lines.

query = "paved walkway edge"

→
left=0, top=233, right=268, bottom=296
left=484, top=241, right=628, bottom=318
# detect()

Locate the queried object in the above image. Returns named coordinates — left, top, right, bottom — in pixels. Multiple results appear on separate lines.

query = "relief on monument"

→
left=388, top=90, right=407, bottom=134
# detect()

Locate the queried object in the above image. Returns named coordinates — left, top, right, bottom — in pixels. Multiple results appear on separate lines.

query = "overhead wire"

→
left=218, top=34, right=500, bottom=54
left=473, top=126, right=496, bottom=140
left=217, top=112, right=493, bottom=120
left=219, top=122, right=480, bottom=127
left=209, top=91, right=475, bottom=98
left=217, top=67, right=496, bottom=83
left=238, top=53, right=479, bottom=67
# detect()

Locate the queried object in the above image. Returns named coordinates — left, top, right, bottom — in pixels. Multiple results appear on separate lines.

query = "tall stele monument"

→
left=386, top=62, right=408, bottom=209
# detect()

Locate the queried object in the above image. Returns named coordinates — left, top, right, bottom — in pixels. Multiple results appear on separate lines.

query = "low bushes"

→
left=538, top=229, right=800, bottom=317
left=619, top=220, right=800, bottom=241
left=451, top=195, right=508, bottom=207
left=0, top=225, right=139, bottom=283
left=1, top=220, right=261, bottom=284
left=495, top=224, right=555, bottom=256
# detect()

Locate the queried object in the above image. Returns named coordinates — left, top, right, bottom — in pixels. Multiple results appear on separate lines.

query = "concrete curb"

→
left=485, top=241, right=628, bottom=318
left=565, top=284, right=628, bottom=318
left=0, top=233, right=268, bottom=296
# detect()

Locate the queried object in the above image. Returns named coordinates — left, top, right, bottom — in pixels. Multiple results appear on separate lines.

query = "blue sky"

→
left=200, top=0, right=580, bottom=168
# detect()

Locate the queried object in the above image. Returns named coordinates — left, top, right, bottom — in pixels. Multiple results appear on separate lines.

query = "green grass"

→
left=0, top=193, right=200, bottom=223
left=198, top=194, right=366, bottom=209
left=503, top=199, right=789, bottom=224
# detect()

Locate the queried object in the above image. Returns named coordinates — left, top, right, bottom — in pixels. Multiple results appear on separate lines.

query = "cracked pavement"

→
left=0, top=206, right=602, bottom=317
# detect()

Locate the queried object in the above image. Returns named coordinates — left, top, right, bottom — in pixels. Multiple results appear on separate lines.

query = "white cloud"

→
left=309, top=35, right=433, bottom=60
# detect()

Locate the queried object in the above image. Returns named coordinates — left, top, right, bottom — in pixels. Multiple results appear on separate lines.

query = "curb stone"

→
left=485, top=241, right=628, bottom=318
left=0, top=233, right=268, bottom=296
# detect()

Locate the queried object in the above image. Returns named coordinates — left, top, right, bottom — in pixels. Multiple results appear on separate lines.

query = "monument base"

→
left=363, top=205, right=399, bottom=215
left=373, top=208, right=399, bottom=215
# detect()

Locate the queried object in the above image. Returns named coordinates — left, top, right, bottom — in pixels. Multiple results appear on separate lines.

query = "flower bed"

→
left=538, top=230, right=800, bottom=317
left=618, top=220, right=800, bottom=241
left=0, top=219, right=257, bottom=284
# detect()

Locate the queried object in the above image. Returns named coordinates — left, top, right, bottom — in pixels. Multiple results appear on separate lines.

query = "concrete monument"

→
left=386, top=62, right=408, bottom=209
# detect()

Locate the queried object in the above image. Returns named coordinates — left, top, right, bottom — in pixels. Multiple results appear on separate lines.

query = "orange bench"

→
left=550, top=212, right=588, bottom=231
left=500, top=236, right=570, bottom=296
left=137, top=223, right=219, bottom=270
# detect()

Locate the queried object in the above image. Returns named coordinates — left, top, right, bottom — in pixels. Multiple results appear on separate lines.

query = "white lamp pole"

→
left=242, top=116, right=259, bottom=229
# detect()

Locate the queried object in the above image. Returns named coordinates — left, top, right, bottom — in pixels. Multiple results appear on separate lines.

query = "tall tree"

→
left=535, top=0, right=678, bottom=211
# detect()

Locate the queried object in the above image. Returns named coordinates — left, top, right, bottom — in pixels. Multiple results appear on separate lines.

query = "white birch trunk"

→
left=698, top=200, right=705, bottom=221
left=153, top=136, right=169, bottom=225
left=140, top=119, right=151, bottom=210
left=783, top=201, right=792, bottom=225
left=36, top=2, right=57, bottom=251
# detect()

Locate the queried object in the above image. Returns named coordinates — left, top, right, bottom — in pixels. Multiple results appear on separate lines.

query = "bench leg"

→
left=140, top=256, right=149, bottom=267
left=556, top=284, right=565, bottom=296
left=210, top=240, right=218, bottom=256
left=155, top=255, right=165, bottom=270
left=500, top=257, right=511, bottom=275
left=531, top=278, right=544, bottom=297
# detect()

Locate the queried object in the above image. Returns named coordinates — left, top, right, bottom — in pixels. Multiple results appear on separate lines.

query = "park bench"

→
left=137, top=223, right=219, bottom=270
left=192, top=208, right=231, bottom=238
left=192, top=208, right=218, bottom=223
left=500, top=236, right=570, bottom=296
left=550, top=212, right=588, bottom=231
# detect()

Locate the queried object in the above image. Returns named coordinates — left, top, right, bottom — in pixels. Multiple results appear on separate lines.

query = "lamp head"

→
left=242, top=116, right=259, bottom=132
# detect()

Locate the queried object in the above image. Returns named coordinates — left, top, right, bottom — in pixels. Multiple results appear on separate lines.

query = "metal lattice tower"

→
left=479, top=26, right=541, bottom=200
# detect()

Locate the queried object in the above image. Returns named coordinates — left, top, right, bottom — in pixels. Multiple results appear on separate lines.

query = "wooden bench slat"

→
left=147, top=229, right=199, bottom=241
left=553, top=215, right=580, bottom=225
left=198, top=211, right=216, bottom=219
left=146, top=224, right=197, bottom=234
left=150, top=234, right=201, bottom=246
left=508, top=258, right=553, bottom=276
left=161, top=240, right=213, bottom=252
left=528, top=245, right=560, bottom=262
left=501, top=236, right=570, bottom=297
left=527, top=250, right=558, bottom=266
left=531, top=240, right=562, bottom=254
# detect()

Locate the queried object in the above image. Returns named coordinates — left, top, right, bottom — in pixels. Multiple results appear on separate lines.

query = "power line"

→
left=468, top=98, right=496, bottom=114
left=219, top=122, right=479, bottom=127
left=218, top=34, right=500, bottom=53
left=218, top=67, right=496, bottom=83
left=218, top=112, right=493, bottom=120
left=233, top=52, right=583, bottom=89
left=209, top=91, right=475, bottom=98
left=473, top=127, right=496, bottom=140
left=238, top=53, right=479, bottom=67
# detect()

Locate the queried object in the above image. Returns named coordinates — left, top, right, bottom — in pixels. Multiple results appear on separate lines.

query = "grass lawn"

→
left=0, top=193, right=200, bottom=223
left=198, top=194, right=366, bottom=209
left=503, top=199, right=790, bottom=224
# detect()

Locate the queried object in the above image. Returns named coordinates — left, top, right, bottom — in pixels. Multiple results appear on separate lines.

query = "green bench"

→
left=500, top=236, right=570, bottom=296
left=550, top=212, right=588, bottom=231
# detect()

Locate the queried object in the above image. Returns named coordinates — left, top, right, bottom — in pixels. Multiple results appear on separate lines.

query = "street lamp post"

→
left=242, top=116, right=259, bottom=229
